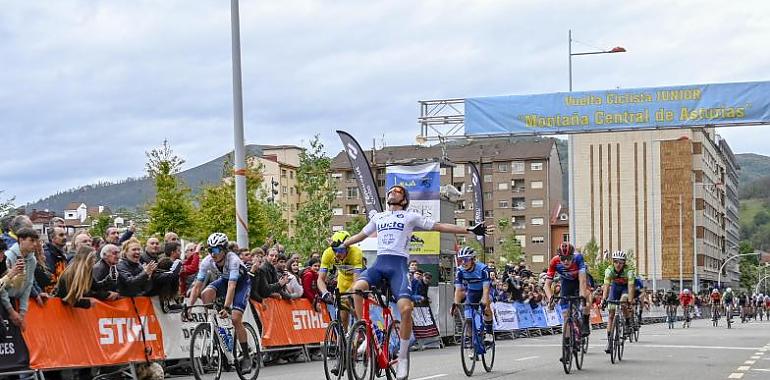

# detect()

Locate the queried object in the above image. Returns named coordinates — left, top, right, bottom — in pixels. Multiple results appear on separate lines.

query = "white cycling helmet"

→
left=712, top=289, right=719, bottom=294
left=683, top=289, right=691, bottom=294
left=611, top=250, right=627, bottom=261
left=207, top=232, right=229, bottom=248
left=726, top=287, right=732, bottom=293
left=457, top=246, right=476, bottom=259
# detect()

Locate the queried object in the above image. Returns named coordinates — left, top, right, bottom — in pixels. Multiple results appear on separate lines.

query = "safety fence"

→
left=0, top=296, right=707, bottom=379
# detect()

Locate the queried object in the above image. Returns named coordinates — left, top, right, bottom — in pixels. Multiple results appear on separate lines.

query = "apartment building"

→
left=247, top=145, right=305, bottom=237
left=572, top=128, right=740, bottom=289
left=330, top=138, right=563, bottom=271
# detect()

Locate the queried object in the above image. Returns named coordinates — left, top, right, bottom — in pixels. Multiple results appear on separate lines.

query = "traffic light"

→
left=269, top=177, right=279, bottom=203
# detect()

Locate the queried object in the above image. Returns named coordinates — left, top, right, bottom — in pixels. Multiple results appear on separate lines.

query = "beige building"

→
left=572, top=128, right=740, bottom=290
left=330, top=138, right=563, bottom=271
left=246, top=145, right=305, bottom=237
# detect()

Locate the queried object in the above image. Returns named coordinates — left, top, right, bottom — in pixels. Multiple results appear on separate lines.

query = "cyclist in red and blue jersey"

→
left=451, top=246, right=493, bottom=344
left=544, top=242, right=592, bottom=339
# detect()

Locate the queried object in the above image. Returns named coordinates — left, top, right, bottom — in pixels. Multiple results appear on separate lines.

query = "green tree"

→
left=345, top=215, right=368, bottom=235
left=0, top=191, right=14, bottom=216
left=195, top=163, right=286, bottom=249
left=754, top=210, right=770, bottom=226
left=496, top=218, right=523, bottom=264
left=145, top=140, right=196, bottom=237
left=581, top=237, right=603, bottom=281
left=290, top=136, right=336, bottom=257
left=90, top=214, right=112, bottom=239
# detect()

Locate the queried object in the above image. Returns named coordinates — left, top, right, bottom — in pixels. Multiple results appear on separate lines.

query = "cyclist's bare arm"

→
left=454, top=287, right=466, bottom=305
left=578, top=272, right=588, bottom=297
left=343, top=231, right=370, bottom=248
left=187, top=280, right=204, bottom=306
left=544, top=278, right=554, bottom=301
left=224, top=280, right=237, bottom=310
left=317, top=271, right=330, bottom=295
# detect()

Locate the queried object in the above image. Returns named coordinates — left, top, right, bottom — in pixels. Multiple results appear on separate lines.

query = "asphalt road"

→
left=181, top=317, right=770, bottom=380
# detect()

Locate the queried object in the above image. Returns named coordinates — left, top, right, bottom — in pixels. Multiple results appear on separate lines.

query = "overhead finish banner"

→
left=337, top=130, right=383, bottom=219
left=465, top=80, right=770, bottom=136
left=387, top=162, right=441, bottom=255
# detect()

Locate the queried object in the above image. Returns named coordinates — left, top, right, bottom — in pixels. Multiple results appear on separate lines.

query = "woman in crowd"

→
left=55, top=245, right=100, bottom=308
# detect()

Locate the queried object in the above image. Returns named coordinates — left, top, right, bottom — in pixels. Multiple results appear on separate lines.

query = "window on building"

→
left=457, top=200, right=467, bottom=210
left=531, top=217, right=544, bottom=226
left=498, top=182, right=508, bottom=191
left=290, top=171, right=294, bottom=179
left=498, top=200, right=509, bottom=208
left=512, top=179, right=525, bottom=192
left=281, top=169, right=287, bottom=178
left=347, top=205, right=359, bottom=215
left=531, top=181, right=543, bottom=189
left=532, top=255, right=545, bottom=263
left=290, top=204, right=295, bottom=212
left=482, top=163, right=493, bottom=170
left=454, top=164, right=465, bottom=177
left=332, top=208, right=343, bottom=216
left=530, top=162, right=543, bottom=171
left=484, top=174, right=493, bottom=183
left=456, top=218, right=466, bottom=227
left=440, top=167, right=447, bottom=176
left=484, top=192, right=493, bottom=200
left=515, top=235, right=526, bottom=248
left=376, top=179, right=386, bottom=187
left=290, top=187, right=294, bottom=195
left=347, top=187, right=358, bottom=198
left=332, top=172, right=343, bottom=179
left=512, top=197, right=526, bottom=210
left=497, top=162, right=509, bottom=172
left=562, top=233, right=570, bottom=242
left=531, top=236, right=545, bottom=243
left=346, top=171, right=356, bottom=180
left=335, top=190, right=343, bottom=198
left=484, top=210, right=494, bottom=218
left=454, top=182, right=465, bottom=193
left=511, top=161, right=525, bottom=174
left=531, top=199, right=544, bottom=208
left=282, top=186, right=288, bottom=194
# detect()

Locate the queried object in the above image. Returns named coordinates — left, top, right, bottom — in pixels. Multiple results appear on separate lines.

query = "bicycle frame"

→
left=462, top=303, right=487, bottom=355
left=359, top=288, right=395, bottom=370
left=188, top=304, right=237, bottom=363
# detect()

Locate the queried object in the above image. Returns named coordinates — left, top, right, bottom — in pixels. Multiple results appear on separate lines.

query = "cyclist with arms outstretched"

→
left=341, top=184, right=493, bottom=380
left=544, top=242, right=593, bottom=346
left=601, top=250, right=635, bottom=354
left=186, top=233, right=253, bottom=372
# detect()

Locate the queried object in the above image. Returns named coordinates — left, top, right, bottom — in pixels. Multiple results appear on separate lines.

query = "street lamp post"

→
left=717, top=252, right=760, bottom=288
left=566, top=31, right=626, bottom=287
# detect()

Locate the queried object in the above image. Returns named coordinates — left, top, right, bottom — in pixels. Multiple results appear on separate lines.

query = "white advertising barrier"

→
left=545, top=305, right=563, bottom=327
left=491, top=302, right=519, bottom=331
left=153, top=298, right=259, bottom=360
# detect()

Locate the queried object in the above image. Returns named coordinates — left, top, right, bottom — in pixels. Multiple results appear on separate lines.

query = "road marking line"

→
left=515, top=356, right=539, bottom=361
left=412, top=375, right=448, bottom=380
left=514, top=343, right=760, bottom=350
left=751, top=368, right=770, bottom=372
left=745, top=360, right=756, bottom=364
left=728, top=373, right=743, bottom=379
left=737, top=366, right=750, bottom=371
left=760, top=348, right=768, bottom=352
left=751, top=356, right=761, bottom=359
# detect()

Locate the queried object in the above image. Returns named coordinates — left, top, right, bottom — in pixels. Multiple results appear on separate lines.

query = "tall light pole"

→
left=566, top=30, right=626, bottom=271
left=717, top=252, right=759, bottom=289
left=231, top=0, right=249, bottom=248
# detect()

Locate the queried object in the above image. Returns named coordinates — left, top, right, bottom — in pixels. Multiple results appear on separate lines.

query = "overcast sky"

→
left=2, top=0, right=769, bottom=205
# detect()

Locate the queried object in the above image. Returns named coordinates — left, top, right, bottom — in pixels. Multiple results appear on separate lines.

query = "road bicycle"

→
left=711, top=304, right=720, bottom=327
left=347, top=283, right=404, bottom=380
left=725, top=303, right=733, bottom=329
left=554, top=296, right=586, bottom=374
left=317, top=289, right=356, bottom=380
left=456, top=302, right=495, bottom=376
left=682, top=305, right=691, bottom=328
left=186, top=303, right=261, bottom=380
left=666, top=304, right=677, bottom=329
left=606, top=300, right=626, bottom=364
left=629, top=300, right=642, bottom=343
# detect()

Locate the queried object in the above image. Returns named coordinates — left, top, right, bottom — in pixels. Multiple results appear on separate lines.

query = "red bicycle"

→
left=347, top=284, right=406, bottom=380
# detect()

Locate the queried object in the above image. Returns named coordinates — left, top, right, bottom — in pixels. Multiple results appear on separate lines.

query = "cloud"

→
left=2, top=0, right=770, bottom=204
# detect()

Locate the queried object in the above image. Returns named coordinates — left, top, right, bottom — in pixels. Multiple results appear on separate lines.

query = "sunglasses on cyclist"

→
left=332, top=245, right=347, bottom=254
left=388, top=187, right=405, bottom=195
left=613, top=259, right=625, bottom=264
left=209, top=246, right=225, bottom=255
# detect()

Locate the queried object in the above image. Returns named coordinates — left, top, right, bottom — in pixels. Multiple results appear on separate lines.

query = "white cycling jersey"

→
left=196, top=251, right=243, bottom=282
left=361, top=210, right=436, bottom=258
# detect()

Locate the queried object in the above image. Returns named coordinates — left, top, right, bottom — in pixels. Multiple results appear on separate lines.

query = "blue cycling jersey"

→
left=454, top=262, right=491, bottom=293
left=634, top=278, right=644, bottom=290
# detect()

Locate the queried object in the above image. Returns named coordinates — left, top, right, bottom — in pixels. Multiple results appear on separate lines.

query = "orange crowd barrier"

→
left=251, top=298, right=331, bottom=347
left=22, top=298, right=165, bottom=369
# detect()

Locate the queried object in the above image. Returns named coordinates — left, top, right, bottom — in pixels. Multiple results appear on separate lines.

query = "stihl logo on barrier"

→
left=291, top=310, right=328, bottom=330
left=99, top=316, right=158, bottom=345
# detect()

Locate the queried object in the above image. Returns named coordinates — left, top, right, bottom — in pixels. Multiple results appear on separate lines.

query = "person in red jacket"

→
left=180, top=243, right=201, bottom=296
left=302, top=258, right=321, bottom=301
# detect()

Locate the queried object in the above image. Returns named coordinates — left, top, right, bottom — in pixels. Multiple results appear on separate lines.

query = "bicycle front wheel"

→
left=460, top=319, right=476, bottom=376
left=347, top=320, right=374, bottom=380
left=481, top=327, right=495, bottom=373
left=385, top=320, right=406, bottom=380
left=190, top=323, right=223, bottom=380
left=234, top=322, right=261, bottom=380
left=561, top=319, right=573, bottom=374
left=573, top=319, right=584, bottom=371
left=615, top=316, right=625, bottom=361
left=323, top=320, right=345, bottom=380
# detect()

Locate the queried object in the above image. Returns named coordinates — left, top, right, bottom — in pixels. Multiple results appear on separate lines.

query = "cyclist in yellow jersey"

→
left=317, top=230, right=363, bottom=331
